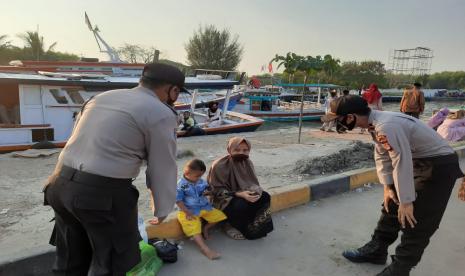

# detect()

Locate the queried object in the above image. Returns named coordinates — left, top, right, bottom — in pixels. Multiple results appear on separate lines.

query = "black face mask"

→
left=231, top=154, right=249, bottom=161
left=336, top=115, right=356, bottom=133
left=210, top=106, right=218, bottom=112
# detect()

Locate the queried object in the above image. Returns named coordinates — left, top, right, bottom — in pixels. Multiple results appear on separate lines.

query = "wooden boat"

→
left=177, top=90, right=263, bottom=137
left=0, top=72, right=242, bottom=153
left=234, top=91, right=325, bottom=122
left=177, top=111, right=263, bottom=137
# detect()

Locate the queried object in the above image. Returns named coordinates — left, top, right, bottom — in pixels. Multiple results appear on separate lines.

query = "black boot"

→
left=342, top=239, right=388, bottom=265
left=375, top=256, right=412, bottom=276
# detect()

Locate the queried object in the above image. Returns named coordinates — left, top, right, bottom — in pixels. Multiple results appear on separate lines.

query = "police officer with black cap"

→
left=321, top=95, right=463, bottom=276
left=44, top=63, right=187, bottom=275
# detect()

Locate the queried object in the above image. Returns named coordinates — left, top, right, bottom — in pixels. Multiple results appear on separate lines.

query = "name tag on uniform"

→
left=376, top=135, right=393, bottom=151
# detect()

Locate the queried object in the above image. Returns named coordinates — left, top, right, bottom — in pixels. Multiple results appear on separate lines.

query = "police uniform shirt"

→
left=54, top=85, right=178, bottom=218
left=369, top=110, right=454, bottom=203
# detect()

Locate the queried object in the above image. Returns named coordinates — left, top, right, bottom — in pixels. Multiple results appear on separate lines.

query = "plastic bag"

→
left=126, top=241, right=163, bottom=276
left=138, top=216, right=148, bottom=243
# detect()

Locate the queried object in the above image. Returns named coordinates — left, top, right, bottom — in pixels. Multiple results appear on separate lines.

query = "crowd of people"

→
left=42, top=63, right=464, bottom=276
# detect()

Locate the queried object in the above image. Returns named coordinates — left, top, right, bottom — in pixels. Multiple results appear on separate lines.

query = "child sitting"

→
left=176, top=159, right=227, bottom=260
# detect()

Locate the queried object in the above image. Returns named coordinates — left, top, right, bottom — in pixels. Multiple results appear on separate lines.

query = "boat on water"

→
left=0, top=71, right=244, bottom=153
left=177, top=90, right=263, bottom=137
left=234, top=94, right=324, bottom=121
left=233, top=83, right=342, bottom=122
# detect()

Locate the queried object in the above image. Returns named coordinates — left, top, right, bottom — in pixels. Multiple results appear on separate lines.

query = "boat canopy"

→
left=273, top=83, right=342, bottom=88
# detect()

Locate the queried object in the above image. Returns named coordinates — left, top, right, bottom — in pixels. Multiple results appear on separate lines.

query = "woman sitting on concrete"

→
left=207, top=136, right=273, bottom=240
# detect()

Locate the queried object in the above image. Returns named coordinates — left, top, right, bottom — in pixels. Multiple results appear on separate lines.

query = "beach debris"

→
left=11, top=149, right=60, bottom=158
left=292, top=141, right=374, bottom=175
left=176, top=149, right=195, bottom=159
left=0, top=208, right=9, bottom=215
left=364, top=183, right=373, bottom=188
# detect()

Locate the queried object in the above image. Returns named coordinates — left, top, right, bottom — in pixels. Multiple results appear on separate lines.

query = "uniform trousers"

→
left=44, top=166, right=141, bottom=276
left=371, top=153, right=462, bottom=267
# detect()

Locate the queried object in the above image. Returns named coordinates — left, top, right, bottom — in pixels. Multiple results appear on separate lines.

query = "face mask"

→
left=210, top=106, right=218, bottom=112
left=336, top=115, right=356, bottom=133
left=231, top=154, right=249, bottom=161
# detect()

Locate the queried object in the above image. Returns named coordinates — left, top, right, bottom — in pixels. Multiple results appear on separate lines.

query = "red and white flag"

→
left=268, top=62, right=273, bottom=73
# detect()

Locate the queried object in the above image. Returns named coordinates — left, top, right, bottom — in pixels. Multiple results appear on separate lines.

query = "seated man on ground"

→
left=176, top=159, right=226, bottom=260
left=208, top=136, right=274, bottom=240
left=180, top=111, right=195, bottom=131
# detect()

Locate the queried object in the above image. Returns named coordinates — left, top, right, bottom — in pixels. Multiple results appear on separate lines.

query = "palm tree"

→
left=322, top=54, right=341, bottom=79
left=0, top=35, right=10, bottom=49
left=271, top=52, right=301, bottom=83
left=18, top=31, right=57, bottom=60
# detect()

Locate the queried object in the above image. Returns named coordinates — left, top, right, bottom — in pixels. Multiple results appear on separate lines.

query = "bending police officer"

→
left=321, top=95, right=463, bottom=276
left=44, top=63, right=185, bottom=275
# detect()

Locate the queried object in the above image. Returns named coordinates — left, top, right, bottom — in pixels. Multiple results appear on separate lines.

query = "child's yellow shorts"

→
left=177, top=208, right=227, bottom=237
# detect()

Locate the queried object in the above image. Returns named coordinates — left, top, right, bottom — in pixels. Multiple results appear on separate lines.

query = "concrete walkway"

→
left=159, top=184, right=465, bottom=276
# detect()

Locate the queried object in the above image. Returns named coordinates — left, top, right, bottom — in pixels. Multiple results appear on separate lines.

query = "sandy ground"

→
left=159, top=184, right=465, bottom=276
left=1, top=123, right=463, bottom=264
left=0, top=127, right=375, bottom=260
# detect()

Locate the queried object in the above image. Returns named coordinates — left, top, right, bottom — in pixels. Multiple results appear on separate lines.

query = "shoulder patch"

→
left=376, top=134, right=393, bottom=151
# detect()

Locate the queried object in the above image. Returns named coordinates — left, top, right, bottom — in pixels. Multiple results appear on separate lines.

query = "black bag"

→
left=151, top=239, right=178, bottom=263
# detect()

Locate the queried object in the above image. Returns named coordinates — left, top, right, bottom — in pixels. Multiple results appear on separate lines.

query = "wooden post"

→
left=298, top=74, right=308, bottom=144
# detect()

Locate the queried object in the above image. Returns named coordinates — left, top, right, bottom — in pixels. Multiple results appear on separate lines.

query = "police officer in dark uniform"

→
left=321, top=95, right=463, bottom=276
left=44, top=63, right=186, bottom=275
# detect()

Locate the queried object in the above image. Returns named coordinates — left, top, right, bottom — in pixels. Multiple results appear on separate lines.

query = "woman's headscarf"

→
left=362, top=83, right=382, bottom=104
left=207, top=137, right=262, bottom=209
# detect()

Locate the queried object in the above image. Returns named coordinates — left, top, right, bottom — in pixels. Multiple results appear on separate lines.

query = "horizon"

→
left=1, top=0, right=465, bottom=74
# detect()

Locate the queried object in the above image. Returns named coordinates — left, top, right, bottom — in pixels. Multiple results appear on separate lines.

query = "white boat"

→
left=0, top=72, right=243, bottom=153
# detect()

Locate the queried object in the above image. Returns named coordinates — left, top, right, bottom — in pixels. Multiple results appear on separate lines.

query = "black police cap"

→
left=321, top=95, right=369, bottom=122
left=141, top=63, right=188, bottom=92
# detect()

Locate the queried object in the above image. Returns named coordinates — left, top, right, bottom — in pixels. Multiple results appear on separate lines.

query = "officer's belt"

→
left=60, top=166, right=132, bottom=187
left=413, top=153, right=458, bottom=166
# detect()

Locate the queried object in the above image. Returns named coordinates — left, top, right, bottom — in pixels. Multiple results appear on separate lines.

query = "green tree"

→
left=322, top=54, right=341, bottom=79
left=18, top=31, right=57, bottom=60
left=117, top=43, right=159, bottom=64
left=0, top=35, right=10, bottom=49
left=185, top=25, right=243, bottom=70
left=337, top=61, right=387, bottom=88
left=271, top=52, right=302, bottom=83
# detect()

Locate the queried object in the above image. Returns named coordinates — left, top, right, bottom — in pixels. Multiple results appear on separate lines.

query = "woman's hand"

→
left=235, top=191, right=260, bottom=203
left=398, top=203, right=417, bottom=229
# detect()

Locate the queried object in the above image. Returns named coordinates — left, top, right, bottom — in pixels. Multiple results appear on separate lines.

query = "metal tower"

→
left=388, top=47, right=433, bottom=76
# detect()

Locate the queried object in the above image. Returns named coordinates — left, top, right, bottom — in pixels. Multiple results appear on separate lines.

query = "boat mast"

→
left=85, top=12, right=122, bottom=63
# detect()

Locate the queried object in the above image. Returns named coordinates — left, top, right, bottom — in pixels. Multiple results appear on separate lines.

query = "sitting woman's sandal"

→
left=223, top=224, right=245, bottom=240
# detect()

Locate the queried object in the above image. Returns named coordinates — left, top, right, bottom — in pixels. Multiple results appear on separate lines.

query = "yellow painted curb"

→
left=269, top=183, right=311, bottom=213
left=345, top=168, right=379, bottom=190
left=146, top=213, right=184, bottom=240
left=146, top=183, right=311, bottom=239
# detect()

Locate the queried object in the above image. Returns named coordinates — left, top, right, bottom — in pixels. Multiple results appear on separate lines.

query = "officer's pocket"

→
left=73, top=195, right=114, bottom=224
left=413, top=159, right=433, bottom=191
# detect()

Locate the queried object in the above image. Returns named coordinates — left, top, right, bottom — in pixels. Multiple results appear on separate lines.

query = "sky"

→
left=1, top=0, right=464, bottom=74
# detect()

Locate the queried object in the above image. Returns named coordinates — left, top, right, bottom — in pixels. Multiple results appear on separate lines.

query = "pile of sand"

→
left=292, top=141, right=374, bottom=175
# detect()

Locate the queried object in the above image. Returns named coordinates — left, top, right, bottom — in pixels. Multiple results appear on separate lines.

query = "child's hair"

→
left=185, top=159, right=206, bottom=172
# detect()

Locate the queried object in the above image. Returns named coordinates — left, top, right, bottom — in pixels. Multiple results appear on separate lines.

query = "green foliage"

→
left=17, top=31, right=57, bottom=60
left=0, top=31, right=79, bottom=64
left=117, top=43, right=158, bottom=64
left=185, top=25, right=243, bottom=70
left=336, top=61, right=388, bottom=88
left=427, top=71, right=465, bottom=89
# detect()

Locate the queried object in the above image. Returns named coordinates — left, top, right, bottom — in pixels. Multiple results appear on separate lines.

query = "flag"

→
left=268, top=62, right=273, bottom=73
left=261, top=65, right=265, bottom=72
